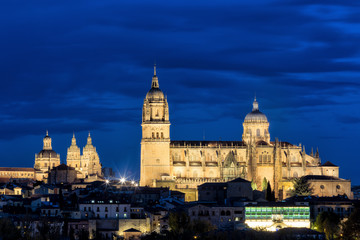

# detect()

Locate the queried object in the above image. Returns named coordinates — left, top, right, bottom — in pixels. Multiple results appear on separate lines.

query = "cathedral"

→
left=140, top=66, right=351, bottom=201
left=34, top=131, right=102, bottom=181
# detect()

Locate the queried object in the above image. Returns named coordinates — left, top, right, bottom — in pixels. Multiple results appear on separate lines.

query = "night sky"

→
left=1, top=1, right=360, bottom=184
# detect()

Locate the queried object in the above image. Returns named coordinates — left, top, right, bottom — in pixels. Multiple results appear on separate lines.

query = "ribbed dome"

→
left=244, top=98, right=268, bottom=123
left=146, top=87, right=164, bottom=100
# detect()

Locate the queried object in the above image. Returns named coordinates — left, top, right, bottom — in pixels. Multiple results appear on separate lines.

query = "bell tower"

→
left=242, top=97, right=270, bottom=144
left=140, top=65, right=171, bottom=186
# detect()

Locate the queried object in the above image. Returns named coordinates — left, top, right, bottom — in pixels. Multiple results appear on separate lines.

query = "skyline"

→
left=0, top=0, right=360, bottom=184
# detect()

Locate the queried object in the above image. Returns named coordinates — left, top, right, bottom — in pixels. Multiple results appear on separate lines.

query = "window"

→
left=105, top=207, right=108, bottom=212
left=161, top=132, right=164, bottom=138
left=320, top=185, right=325, bottom=190
left=116, top=207, right=119, bottom=212
left=293, top=172, right=298, bottom=178
left=336, top=185, right=341, bottom=190
left=256, top=129, right=260, bottom=137
left=97, top=207, right=100, bottom=212
left=124, top=207, right=127, bottom=212
left=152, top=132, right=155, bottom=138
left=156, top=132, right=159, bottom=139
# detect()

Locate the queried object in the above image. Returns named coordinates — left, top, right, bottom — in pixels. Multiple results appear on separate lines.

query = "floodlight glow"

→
left=120, top=178, right=126, bottom=184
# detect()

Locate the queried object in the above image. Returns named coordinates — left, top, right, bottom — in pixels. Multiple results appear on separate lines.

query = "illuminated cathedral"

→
left=34, top=131, right=102, bottom=181
left=140, top=66, right=351, bottom=201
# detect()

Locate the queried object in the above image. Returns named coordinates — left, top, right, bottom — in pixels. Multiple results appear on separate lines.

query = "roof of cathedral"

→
left=228, top=177, right=251, bottom=183
left=321, top=161, right=337, bottom=167
left=302, top=175, right=345, bottom=181
left=244, top=97, right=268, bottom=123
left=171, top=140, right=246, bottom=147
left=256, top=140, right=269, bottom=146
left=52, top=164, right=75, bottom=171
left=0, top=167, right=34, bottom=172
left=37, top=149, right=58, bottom=158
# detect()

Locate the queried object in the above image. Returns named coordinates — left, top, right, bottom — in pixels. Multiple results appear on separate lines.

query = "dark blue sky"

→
left=0, top=0, right=359, bottom=184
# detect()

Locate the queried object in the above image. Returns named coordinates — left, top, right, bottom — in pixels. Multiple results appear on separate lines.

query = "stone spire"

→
left=252, top=97, right=259, bottom=111
left=43, top=130, right=52, bottom=150
left=86, top=132, right=92, bottom=146
left=151, top=64, right=159, bottom=89
left=71, top=132, right=77, bottom=146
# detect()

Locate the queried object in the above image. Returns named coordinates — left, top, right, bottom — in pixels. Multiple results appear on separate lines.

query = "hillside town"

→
left=0, top=70, right=359, bottom=240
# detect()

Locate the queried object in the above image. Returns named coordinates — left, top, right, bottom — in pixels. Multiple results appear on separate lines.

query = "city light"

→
left=120, top=178, right=126, bottom=184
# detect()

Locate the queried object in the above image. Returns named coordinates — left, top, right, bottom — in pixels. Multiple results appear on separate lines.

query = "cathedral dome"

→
left=37, top=149, right=58, bottom=158
left=244, top=98, right=268, bottom=123
left=146, top=87, right=164, bottom=100
left=145, top=65, right=165, bottom=101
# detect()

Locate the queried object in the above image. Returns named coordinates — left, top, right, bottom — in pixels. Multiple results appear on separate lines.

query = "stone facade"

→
left=0, top=167, right=35, bottom=181
left=139, top=67, right=350, bottom=201
left=66, top=133, right=102, bottom=178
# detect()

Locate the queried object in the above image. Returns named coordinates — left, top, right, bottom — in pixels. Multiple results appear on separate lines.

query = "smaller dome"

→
left=38, top=149, right=58, bottom=158
left=244, top=98, right=268, bottom=123
left=146, top=87, right=164, bottom=100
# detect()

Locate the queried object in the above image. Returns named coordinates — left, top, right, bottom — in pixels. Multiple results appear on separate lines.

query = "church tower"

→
left=140, top=65, right=171, bottom=186
left=242, top=97, right=270, bottom=144
left=82, top=132, right=102, bottom=176
left=34, top=131, right=60, bottom=181
left=66, top=133, right=82, bottom=176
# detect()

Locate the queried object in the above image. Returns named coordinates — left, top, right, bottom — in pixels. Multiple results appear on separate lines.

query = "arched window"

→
left=226, top=210, right=231, bottom=216
left=152, top=132, right=155, bottom=138
left=221, top=210, right=225, bottom=216
left=268, top=155, right=271, bottom=163
left=161, top=132, right=164, bottom=139
left=264, top=129, right=267, bottom=135
left=156, top=132, right=159, bottom=139
left=259, top=155, right=262, bottom=163
left=293, top=172, right=298, bottom=178
left=256, top=129, right=260, bottom=137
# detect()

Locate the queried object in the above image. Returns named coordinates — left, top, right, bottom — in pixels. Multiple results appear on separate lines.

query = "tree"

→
left=251, top=180, right=258, bottom=190
left=313, top=212, right=340, bottom=240
left=168, top=211, right=191, bottom=236
left=168, top=211, right=215, bottom=240
left=265, top=182, right=275, bottom=201
left=262, top=177, right=268, bottom=191
left=290, top=177, right=314, bottom=196
left=342, top=207, right=360, bottom=240
left=0, top=218, right=21, bottom=240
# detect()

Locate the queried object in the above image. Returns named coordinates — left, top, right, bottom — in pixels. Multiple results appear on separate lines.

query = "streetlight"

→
left=120, top=178, right=126, bottom=184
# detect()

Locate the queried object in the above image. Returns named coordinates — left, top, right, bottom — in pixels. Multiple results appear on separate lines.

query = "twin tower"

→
left=34, top=131, right=102, bottom=181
